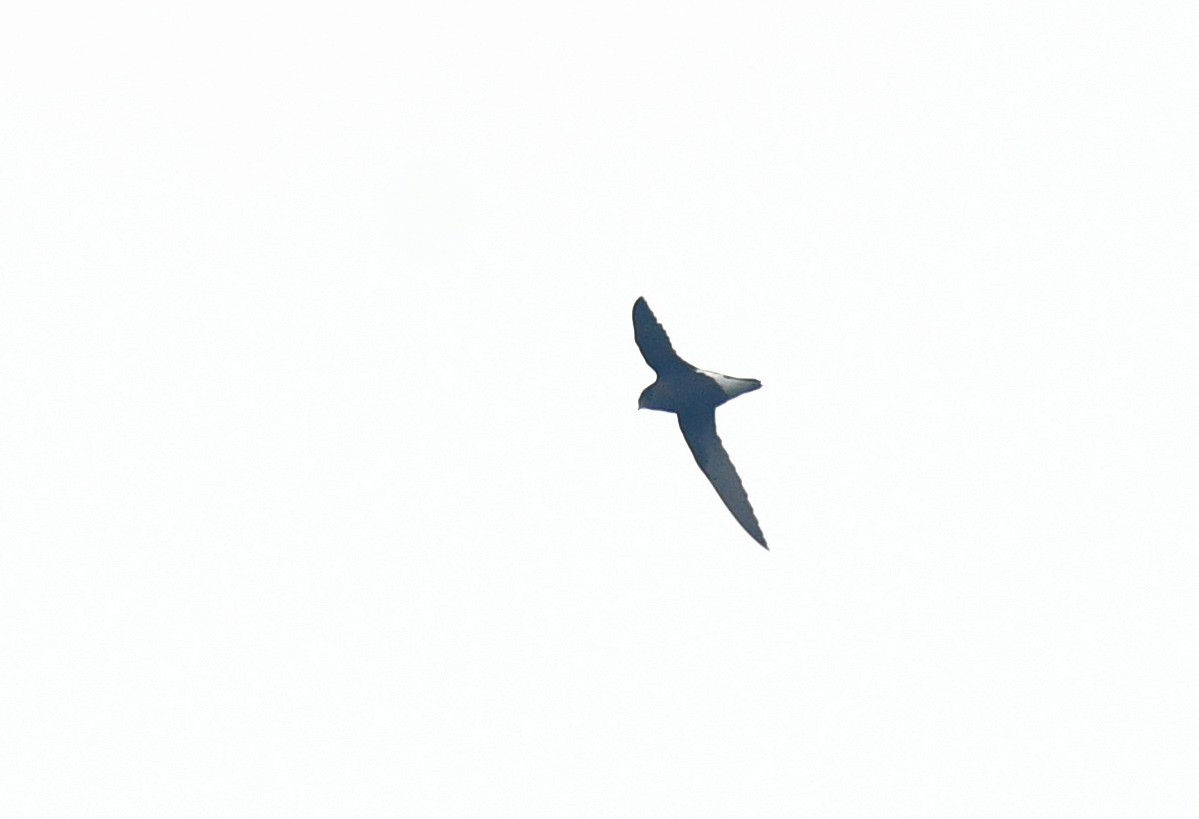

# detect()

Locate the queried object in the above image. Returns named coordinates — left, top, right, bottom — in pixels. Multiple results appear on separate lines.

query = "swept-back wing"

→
left=677, top=409, right=768, bottom=548
left=633, top=297, right=690, bottom=374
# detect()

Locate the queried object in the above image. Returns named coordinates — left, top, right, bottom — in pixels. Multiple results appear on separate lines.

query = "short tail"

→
left=700, top=370, right=761, bottom=400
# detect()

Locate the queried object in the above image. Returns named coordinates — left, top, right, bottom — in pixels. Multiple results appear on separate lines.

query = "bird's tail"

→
left=700, top=370, right=762, bottom=400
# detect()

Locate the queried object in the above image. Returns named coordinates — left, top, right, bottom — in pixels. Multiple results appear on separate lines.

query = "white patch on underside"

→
left=699, top=369, right=759, bottom=398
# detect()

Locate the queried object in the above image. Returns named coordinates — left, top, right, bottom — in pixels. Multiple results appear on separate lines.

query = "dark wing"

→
left=677, top=410, right=768, bottom=549
left=633, top=297, right=690, bottom=374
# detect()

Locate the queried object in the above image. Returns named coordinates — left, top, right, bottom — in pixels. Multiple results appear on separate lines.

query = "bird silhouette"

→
left=633, top=297, right=768, bottom=549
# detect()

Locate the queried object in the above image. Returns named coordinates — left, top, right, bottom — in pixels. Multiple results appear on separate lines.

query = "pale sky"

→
left=2, top=2, right=1197, bottom=816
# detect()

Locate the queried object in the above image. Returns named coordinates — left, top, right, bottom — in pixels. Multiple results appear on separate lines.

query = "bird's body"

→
left=639, top=368, right=761, bottom=414
left=633, top=297, right=768, bottom=549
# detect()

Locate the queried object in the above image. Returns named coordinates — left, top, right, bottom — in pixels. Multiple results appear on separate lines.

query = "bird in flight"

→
left=632, top=297, right=768, bottom=549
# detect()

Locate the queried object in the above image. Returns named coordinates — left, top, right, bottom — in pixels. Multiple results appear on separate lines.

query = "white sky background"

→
left=2, top=1, right=1196, bottom=815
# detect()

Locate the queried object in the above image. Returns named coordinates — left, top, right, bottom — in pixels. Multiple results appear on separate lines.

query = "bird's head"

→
left=637, top=384, right=655, bottom=410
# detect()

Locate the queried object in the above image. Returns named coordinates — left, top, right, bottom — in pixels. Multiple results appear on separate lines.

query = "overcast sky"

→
left=2, top=1, right=1196, bottom=816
